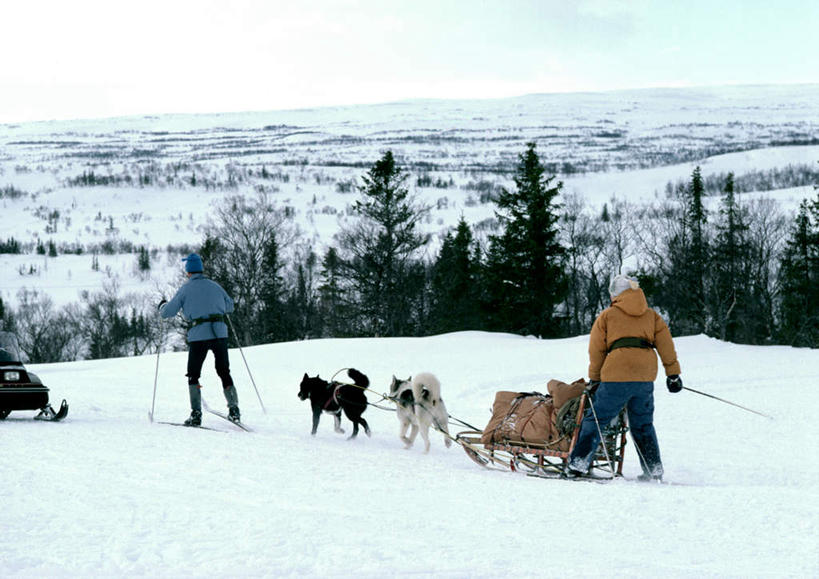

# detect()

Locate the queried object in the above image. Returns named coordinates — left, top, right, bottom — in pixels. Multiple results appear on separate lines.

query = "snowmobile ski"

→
left=201, top=399, right=252, bottom=432
left=33, top=399, right=69, bottom=422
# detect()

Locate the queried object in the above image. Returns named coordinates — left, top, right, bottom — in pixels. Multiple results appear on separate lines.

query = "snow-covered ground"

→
left=3, top=332, right=817, bottom=577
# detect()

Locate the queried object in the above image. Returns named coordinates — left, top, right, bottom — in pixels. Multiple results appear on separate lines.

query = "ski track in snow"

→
left=2, top=332, right=818, bottom=577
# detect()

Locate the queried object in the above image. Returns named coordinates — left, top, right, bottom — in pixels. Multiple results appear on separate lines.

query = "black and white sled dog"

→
left=389, top=372, right=452, bottom=452
left=298, top=368, right=371, bottom=439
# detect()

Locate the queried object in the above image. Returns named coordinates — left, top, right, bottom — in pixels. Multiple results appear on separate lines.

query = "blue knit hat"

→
left=183, top=253, right=203, bottom=273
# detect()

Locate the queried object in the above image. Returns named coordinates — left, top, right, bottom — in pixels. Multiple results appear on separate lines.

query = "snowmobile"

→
left=0, top=331, right=68, bottom=421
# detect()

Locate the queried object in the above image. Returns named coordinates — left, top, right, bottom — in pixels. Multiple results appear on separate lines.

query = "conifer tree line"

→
left=1, top=143, right=817, bottom=363
left=201, top=144, right=818, bottom=350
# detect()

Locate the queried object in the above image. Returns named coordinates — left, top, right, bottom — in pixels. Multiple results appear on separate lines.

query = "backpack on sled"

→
left=456, top=378, right=628, bottom=478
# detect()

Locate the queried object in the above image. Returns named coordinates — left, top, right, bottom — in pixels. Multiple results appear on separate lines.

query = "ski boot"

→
left=184, top=410, right=202, bottom=427
left=228, top=406, right=241, bottom=424
left=562, top=467, right=586, bottom=480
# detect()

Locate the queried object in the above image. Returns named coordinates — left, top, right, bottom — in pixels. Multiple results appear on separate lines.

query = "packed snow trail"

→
left=2, top=333, right=817, bottom=577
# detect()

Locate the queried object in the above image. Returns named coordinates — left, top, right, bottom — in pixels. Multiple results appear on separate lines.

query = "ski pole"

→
left=149, top=344, right=161, bottom=423
left=584, top=392, right=616, bottom=479
left=150, top=301, right=169, bottom=423
left=226, top=315, right=267, bottom=414
left=682, top=386, right=773, bottom=420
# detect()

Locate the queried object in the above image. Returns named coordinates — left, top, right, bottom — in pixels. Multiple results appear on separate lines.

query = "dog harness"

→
left=323, top=382, right=343, bottom=410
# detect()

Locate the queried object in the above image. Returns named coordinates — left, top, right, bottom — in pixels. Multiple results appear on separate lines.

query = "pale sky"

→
left=1, top=0, right=817, bottom=123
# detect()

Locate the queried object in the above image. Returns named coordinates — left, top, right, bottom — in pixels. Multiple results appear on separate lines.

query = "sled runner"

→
left=455, top=379, right=629, bottom=479
left=0, top=331, right=69, bottom=422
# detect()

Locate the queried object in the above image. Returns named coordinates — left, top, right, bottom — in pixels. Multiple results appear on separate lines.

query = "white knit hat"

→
left=609, top=274, right=639, bottom=298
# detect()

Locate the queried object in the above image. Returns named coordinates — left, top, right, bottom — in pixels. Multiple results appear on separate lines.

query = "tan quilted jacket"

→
left=588, top=288, right=681, bottom=382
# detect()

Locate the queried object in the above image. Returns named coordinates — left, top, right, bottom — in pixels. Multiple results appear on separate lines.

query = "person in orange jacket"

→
left=565, top=274, right=682, bottom=481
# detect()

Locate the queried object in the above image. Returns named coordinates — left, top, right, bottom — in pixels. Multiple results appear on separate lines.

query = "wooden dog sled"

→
left=455, top=379, right=629, bottom=480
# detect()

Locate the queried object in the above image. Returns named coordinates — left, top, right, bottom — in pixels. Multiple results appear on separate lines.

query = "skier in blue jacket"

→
left=159, top=253, right=240, bottom=426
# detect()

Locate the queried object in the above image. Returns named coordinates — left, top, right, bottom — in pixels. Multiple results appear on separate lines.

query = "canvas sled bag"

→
left=480, top=378, right=588, bottom=449
left=480, top=391, right=554, bottom=446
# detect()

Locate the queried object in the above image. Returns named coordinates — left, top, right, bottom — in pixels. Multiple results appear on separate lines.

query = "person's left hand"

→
left=666, top=375, right=683, bottom=393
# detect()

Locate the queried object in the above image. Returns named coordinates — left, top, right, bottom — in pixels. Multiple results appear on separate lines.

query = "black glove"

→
left=666, top=375, right=682, bottom=393
left=157, top=299, right=167, bottom=311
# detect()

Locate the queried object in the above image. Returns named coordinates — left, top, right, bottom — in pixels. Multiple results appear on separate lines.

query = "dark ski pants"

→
left=567, top=381, right=663, bottom=477
left=186, top=338, right=238, bottom=412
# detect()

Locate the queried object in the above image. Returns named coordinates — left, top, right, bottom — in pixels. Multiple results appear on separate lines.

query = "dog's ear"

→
left=303, top=372, right=309, bottom=380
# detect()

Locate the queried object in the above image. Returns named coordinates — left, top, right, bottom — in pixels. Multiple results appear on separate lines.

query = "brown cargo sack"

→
left=547, top=378, right=587, bottom=451
left=547, top=378, right=587, bottom=409
left=480, top=391, right=554, bottom=446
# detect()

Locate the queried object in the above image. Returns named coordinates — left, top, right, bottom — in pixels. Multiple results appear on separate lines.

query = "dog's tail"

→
left=347, top=368, right=370, bottom=389
left=411, top=372, right=441, bottom=405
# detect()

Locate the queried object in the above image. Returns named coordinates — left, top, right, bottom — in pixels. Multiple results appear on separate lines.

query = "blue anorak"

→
left=160, top=273, right=234, bottom=342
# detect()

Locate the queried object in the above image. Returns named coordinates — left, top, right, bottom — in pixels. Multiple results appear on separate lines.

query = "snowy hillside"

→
left=2, top=332, right=817, bottom=576
left=1, top=84, right=818, bottom=309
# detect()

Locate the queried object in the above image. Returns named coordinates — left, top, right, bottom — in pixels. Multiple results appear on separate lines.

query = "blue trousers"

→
left=567, top=381, right=663, bottom=477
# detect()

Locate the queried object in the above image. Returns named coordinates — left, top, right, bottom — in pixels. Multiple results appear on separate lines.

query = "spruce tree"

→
left=257, top=235, right=287, bottom=341
left=709, top=173, right=751, bottom=341
left=686, top=166, right=709, bottom=333
left=662, top=166, right=709, bottom=335
left=430, top=218, right=482, bottom=333
left=137, top=246, right=151, bottom=272
left=0, top=297, right=6, bottom=331
left=318, top=247, right=349, bottom=337
left=336, top=150, right=430, bottom=336
left=778, top=193, right=819, bottom=346
left=484, top=142, right=567, bottom=337
left=283, top=250, right=320, bottom=340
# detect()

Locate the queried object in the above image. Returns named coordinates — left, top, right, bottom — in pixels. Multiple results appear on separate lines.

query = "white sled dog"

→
left=389, top=372, right=452, bottom=453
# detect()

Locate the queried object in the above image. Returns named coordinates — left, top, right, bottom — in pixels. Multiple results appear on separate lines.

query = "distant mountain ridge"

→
left=2, top=83, right=817, bottom=175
